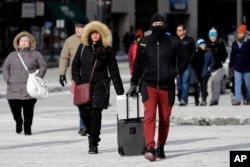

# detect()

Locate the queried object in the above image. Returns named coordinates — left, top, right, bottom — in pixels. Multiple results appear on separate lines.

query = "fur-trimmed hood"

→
left=13, top=31, right=36, bottom=50
left=81, top=21, right=112, bottom=47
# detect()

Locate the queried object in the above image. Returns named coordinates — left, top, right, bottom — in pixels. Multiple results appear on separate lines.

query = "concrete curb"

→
left=171, top=116, right=250, bottom=126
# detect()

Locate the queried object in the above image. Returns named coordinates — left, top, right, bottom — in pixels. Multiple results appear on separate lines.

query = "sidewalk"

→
left=1, top=86, right=250, bottom=167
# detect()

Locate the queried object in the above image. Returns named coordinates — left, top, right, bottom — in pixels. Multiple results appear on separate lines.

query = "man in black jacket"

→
left=176, top=24, right=196, bottom=106
left=127, top=13, right=189, bottom=161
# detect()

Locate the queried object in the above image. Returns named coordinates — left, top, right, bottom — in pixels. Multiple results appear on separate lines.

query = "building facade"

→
left=0, top=0, right=248, bottom=61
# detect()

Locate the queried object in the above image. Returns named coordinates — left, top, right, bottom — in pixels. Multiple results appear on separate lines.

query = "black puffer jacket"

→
left=207, top=40, right=227, bottom=71
left=131, top=35, right=189, bottom=90
left=71, top=21, right=124, bottom=109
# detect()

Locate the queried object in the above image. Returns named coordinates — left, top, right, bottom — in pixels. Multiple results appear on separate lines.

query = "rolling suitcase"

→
left=116, top=93, right=145, bottom=156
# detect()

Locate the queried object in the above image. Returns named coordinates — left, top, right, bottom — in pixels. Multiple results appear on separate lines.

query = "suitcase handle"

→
left=126, top=93, right=140, bottom=119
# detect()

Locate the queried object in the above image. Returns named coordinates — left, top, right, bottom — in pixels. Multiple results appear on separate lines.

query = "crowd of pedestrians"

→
left=126, top=22, right=249, bottom=108
left=1, top=11, right=250, bottom=163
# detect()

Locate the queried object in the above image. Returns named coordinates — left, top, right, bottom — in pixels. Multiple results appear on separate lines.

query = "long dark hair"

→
left=89, top=39, right=107, bottom=59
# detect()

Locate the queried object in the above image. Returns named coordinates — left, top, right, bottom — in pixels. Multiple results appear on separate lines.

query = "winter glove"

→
left=229, top=67, right=234, bottom=77
left=127, top=85, right=137, bottom=96
left=117, top=92, right=124, bottom=96
left=59, top=75, right=67, bottom=87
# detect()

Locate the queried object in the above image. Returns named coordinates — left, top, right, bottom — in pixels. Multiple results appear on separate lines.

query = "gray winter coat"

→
left=2, top=31, right=47, bottom=100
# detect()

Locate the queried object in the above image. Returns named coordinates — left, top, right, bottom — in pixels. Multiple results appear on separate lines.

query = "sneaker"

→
left=156, top=146, right=166, bottom=159
left=243, top=100, right=250, bottom=105
left=144, top=147, right=156, bottom=161
left=179, top=99, right=187, bottom=106
left=209, top=101, right=218, bottom=106
left=231, top=100, right=241, bottom=106
left=78, top=128, right=87, bottom=136
left=195, top=102, right=200, bottom=106
left=200, top=101, right=207, bottom=106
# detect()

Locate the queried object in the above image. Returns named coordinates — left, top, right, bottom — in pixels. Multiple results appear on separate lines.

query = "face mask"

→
left=151, top=26, right=166, bottom=38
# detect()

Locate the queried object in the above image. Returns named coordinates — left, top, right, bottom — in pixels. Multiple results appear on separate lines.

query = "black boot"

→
left=24, top=124, right=32, bottom=135
left=88, top=136, right=98, bottom=154
left=156, top=145, right=166, bottom=159
left=16, top=123, right=23, bottom=134
left=89, top=146, right=98, bottom=154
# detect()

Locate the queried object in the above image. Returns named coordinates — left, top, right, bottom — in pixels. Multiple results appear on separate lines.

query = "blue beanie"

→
left=197, top=38, right=206, bottom=47
left=208, top=27, right=218, bottom=37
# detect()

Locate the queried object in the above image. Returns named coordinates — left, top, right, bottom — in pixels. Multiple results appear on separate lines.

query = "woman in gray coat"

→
left=2, top=31, right=47, bottom=135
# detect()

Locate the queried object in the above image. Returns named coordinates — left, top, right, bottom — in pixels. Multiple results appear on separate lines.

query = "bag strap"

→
left=17, top=51, right=30, bottom=74
left=78, top=44, right=96, bottom=83
left=89, top=59, right=97, bottom=83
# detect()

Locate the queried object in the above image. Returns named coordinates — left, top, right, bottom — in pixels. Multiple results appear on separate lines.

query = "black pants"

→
left=79, top=105, right=102, bottom=146
left=199, top=76, right=209, bottom=102
left=8, top=99, right=37, bottom=129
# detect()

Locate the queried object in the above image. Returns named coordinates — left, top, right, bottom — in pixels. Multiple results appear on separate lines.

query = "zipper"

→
left=157, top=41, right=159, bottom=94
left=103, top=79, right=109, bottom=94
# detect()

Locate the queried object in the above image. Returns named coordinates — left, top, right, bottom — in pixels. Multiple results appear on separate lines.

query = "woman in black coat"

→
left=71, top=21, right=124, bottom=154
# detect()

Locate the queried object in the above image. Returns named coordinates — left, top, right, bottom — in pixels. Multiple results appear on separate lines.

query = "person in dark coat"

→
left=123, top=31, right=132, bottom=54
left=192, top=39, right=215, bottom=106
left=127, top=13, right=189, bottom=161
left=71, top=21, right=124, bottom=154
left=2, top=31, right=47, bottom=135
left=229, top=24, right=250, bottom=105
left=206, top=27, right=228, bottom=106
left=175, top=24, right=196, bottom=106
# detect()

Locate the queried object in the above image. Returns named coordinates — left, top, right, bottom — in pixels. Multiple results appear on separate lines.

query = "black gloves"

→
left=229, top=67, right=234, bottom=77
left=59, top=75, right=67, bottom=87
left=127, top=85, right=137, bottom=96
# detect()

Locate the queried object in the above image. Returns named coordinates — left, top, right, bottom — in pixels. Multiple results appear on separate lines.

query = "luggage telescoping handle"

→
left=126, top=93, right=140, bottom=119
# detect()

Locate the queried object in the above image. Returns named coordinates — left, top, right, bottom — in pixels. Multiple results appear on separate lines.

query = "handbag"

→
left=17, top=51, right=49, bottom=99
left=73, top=59, right=97, bottom=106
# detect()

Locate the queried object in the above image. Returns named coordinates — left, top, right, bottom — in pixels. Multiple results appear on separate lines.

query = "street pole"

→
left=237, top=0, right=243, bottom=26
left=96, top=0, right=105, bottom=22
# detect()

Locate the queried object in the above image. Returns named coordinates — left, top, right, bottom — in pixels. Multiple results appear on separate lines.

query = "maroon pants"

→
left=143, top=86, right=173, bottom=148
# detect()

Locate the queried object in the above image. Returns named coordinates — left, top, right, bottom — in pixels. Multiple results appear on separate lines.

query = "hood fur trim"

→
left=13, top=31, right=36, bottom=50
left=81, top=21, right=112, bottom=47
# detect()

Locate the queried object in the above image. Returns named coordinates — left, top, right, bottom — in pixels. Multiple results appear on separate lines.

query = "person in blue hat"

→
left=191, top=38, right=215, bottom=106
left=206, top=27, right=228, bottom=106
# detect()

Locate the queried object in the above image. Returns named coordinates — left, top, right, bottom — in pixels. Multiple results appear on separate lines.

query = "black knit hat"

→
left=74, top=19, right=88, bottom=27
left=150, top=13, right=165, bottom=24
